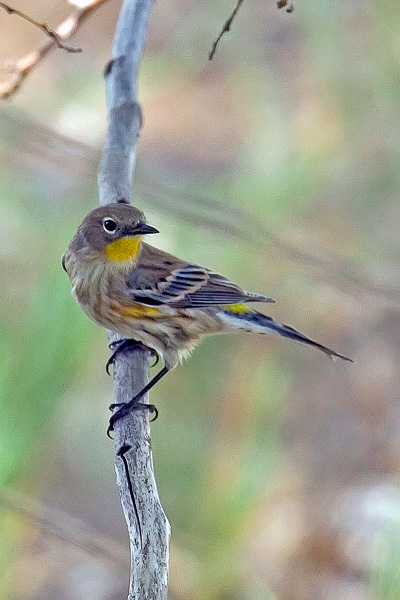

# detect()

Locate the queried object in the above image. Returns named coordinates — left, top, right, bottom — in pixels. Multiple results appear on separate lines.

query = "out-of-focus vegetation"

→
left=1, top=1, right=400, bottom=599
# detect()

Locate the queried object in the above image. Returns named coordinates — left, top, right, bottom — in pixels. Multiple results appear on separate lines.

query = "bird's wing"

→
left=128, top=263, right=275, bottom=308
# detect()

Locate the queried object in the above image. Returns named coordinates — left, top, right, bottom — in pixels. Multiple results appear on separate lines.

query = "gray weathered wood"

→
left=97, top=1, right=170, bottom=598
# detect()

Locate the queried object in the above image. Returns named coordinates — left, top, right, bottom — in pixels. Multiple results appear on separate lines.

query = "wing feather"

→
left=129, top=264, right=275, bottom=308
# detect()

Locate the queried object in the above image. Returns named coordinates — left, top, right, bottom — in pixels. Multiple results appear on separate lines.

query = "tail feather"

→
left=222, top=309, right=353, bottom=362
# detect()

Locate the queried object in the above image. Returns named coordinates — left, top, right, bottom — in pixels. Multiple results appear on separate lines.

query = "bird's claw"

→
left=149, top=404, right=159, bottom=421
left=107, top=401, right=158, bottom=438
left=150, top=351, right=160, bottom=368
left=106, top=339, right=159, bottom=375
left=106, top=338, right=138, bottom=375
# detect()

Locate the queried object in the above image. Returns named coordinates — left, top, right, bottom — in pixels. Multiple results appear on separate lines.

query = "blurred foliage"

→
left=0, top=1, right=400, bottom=599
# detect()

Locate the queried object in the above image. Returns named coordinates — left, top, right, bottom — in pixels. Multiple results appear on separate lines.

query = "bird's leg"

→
left=106, top=339, right=158, bottom=375
left=107, top=366, right=169, bottom=437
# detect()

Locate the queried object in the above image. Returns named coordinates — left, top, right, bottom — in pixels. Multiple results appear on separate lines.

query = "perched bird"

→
left=62, top=203, right=352, bottom=433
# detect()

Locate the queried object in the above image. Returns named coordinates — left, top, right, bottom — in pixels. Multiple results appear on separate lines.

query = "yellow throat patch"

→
left=105, top=236, right=141, bottom=262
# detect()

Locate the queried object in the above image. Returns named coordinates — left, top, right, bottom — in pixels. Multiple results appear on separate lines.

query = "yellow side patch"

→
left=225, top=303, right=251, bottom=313
left=122, top=304, right=161, bottom=318
left=106, top=236, right=141, bottom=262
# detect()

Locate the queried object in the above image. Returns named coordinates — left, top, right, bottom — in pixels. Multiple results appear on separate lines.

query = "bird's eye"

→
left=103, top=218, right=117, bottom=234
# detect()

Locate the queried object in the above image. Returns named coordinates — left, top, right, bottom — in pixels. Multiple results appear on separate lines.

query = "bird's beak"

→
left=128, top=222, right=159, bottom=236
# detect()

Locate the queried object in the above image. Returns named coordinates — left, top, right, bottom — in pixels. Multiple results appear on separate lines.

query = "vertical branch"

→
left=97, top=1, right=170, bottom=599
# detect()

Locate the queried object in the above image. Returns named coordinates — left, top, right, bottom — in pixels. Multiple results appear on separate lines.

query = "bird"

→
left=62, top=203, right=353, bottom=434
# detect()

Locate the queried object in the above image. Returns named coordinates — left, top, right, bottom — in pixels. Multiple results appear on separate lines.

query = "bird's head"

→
left=69, top=204, right=159, bottom=265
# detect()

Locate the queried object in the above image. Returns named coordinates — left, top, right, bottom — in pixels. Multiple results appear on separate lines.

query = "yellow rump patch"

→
left=106, top=236, right=141, bottom=262
left=225, top=303, right=251, bottom=313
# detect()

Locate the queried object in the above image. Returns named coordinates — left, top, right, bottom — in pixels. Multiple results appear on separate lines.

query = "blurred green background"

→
left=1, top=0, right=400, bottom=598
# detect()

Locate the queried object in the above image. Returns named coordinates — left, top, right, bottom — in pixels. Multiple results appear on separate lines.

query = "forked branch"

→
left=0, top=3, right=81, bottom=52
left=0, top=0, right=111, bottom=99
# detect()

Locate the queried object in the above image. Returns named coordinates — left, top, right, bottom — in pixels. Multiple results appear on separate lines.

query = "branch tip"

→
left=208, top=0, right=245, bottom=61
left=0, top=3, right=81, bottom=52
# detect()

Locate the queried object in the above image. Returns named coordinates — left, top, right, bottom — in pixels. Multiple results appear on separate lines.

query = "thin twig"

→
left=98, top=1, right=170, bottom=598
left=208, top=0, right=245, bottom=61
left=0, top=3, right=81, bottom=52
left=208, top=0, right=294, bottom=61
left=0, top=0, right=111, bottom=99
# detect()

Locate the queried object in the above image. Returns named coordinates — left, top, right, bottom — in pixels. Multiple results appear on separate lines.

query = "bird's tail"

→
left=220, top=308, right=353, bottom=362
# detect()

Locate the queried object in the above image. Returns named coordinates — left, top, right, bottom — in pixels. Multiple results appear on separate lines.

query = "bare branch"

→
left=208, top=0, right=245, bottom=61
left=0, top=0, right=111, bottom=99
left=208, top=0, right=295, bottom=61
left=0, top=3, right=81, bottom=52
left=98, top=1, right=170, bottom=598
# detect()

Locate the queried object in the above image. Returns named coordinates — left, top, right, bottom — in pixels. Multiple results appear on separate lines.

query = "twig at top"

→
left=0, top=0, right=111, bottom=99
left=208, top=0, right=245, bottom=61
left=208, top=0, right=294, bottom=61
left=0, top=3, right=81, bottom=52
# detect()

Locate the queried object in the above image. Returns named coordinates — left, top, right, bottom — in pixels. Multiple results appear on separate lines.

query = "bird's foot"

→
left=106, top=339, right=158, bottom=375
left=106, top=339, right=141, bottom=375
left=150, top=351, right=160, bottom=368
left=107, top=398, right=158, bottom=438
